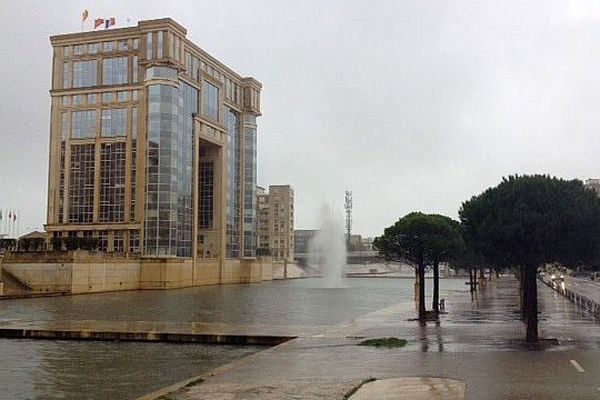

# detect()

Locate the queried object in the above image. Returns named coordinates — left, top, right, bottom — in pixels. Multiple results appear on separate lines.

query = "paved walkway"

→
left=146, top=277, right=600, bottom=400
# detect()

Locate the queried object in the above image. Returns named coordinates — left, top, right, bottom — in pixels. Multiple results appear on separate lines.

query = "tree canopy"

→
left=374, top=212, right=463, bottom=319
left=459, top=175, right=600, bottom=342
left=460, top=175, right=600, bottom=268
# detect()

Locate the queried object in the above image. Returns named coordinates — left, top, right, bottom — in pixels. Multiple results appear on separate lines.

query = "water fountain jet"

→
left=308, top=205, right=346, bottom=288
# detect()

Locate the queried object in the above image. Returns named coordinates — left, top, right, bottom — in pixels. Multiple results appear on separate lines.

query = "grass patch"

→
left=358, top=337, right=407, bottom=348
left=184, top=377, right=204, bottom=388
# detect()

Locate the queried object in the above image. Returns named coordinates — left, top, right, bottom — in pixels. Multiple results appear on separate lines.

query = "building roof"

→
left=19, top=230, right=47, bottom=240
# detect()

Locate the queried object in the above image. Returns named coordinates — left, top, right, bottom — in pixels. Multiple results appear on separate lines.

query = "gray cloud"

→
left=1, top=0, right=599, bottom=237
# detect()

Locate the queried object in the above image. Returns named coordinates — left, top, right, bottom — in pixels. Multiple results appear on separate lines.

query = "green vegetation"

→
left=184, top=377, right=204, bottom=388
left=460, top=175, right=600, bottom=343
left=358, top=337, right=407, bottom=348
left=373, top=212, right=463, bottom=321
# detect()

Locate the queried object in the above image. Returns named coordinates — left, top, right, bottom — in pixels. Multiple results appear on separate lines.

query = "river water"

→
left=0, top=277, right=467, bottom=399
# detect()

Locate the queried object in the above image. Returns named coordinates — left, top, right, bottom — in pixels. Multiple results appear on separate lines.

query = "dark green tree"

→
left=428, top=215, right=464, bottom=312
left=460, top=175, right=600, bottom=343
left=374, top=212, right=462, bottom=321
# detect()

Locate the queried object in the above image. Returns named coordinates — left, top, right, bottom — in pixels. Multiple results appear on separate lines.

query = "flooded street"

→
left=0, top=339, right=261, bottom=400
left=0, top=277, right=466, bottom=399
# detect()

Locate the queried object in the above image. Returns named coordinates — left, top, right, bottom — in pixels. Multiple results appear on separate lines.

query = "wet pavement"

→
left=161, top=277, right=600, bottom=400
left=0, top=278, right=458, bottom=399
left=3, top=276, right=600, bottom=399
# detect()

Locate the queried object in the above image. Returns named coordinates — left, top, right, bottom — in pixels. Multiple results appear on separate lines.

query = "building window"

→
left=101, top=108, right=127, bottom=137
left=98, top=231, right=108, bottom=251
left=73, top=60, right=98, bottom=88
left=71, top=110, right=97, bottom=139
left=117, top=91, right=128, bottom=102
left=199, top=162, right=214, bottom=229
left=103, top=41, right=114, bottom=52
left=133, top=38, right=139, bottom=50
left=61, top=112, right=68, bottom=140
left=102, top=92, right=113, bottom=103
left=132, top=56, right=139, bottom=83
left=87, top=93, right=97, bottom=104
left=63, top=46, right=71, bottom=57
left=118, top=39, right=128, bottom=51
left=157, top=31, right=163, bottom=59
left=130, top=107, right=138, bottom=221
left=73, top=44, right=85, bottom=55
left=63, top=62, right=71, bottom=89
left=102, top=57, right=128, bottom=85
left=100, top=143, right=126, bottom=223
left=202, top=80, right=219, bottom=120
left=69, top=144, right=95, bottom=223
left=72, top=95, right=84, bottom=105
left=88, top=43, right=98, bottom=54
left=145, top=66, right=177, bottom=80
left=113, top=231, right=124, bottom=252
left=129, top=230, right=140, bottom=253
left=146, top=32, right=153, bottom=59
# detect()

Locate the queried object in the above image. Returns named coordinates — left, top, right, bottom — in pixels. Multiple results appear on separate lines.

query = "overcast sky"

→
left=1, top=0, right=599, bottom=237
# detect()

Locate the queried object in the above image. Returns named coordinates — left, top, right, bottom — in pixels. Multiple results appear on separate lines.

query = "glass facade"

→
left=99, top=143, right=126, bottom=222
left=101, top=108, right=127, bottom=136
left=130, top=107, right=137, bottom=222
left=202, top=80, right=219, bottom=120
left=69, top=144, right=95, bottom=223
left=199, top=162, right=214, bottom=229
left=73, top=60, right=97, bottom=88
left=178, top=82, right=198, bottom=257
left=144, top=78, right=197, bottom=257
left=243, top=121, right=257, bottom=257
left=225, top=108, right=240, bottom=258
left=53, top=28, right=260, bottom=260
left=71, top=110, right=97, bottom=139
left=102, top=57, right=128, bottom=85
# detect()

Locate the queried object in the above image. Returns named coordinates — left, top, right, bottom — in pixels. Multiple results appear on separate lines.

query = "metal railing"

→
left=540, top=276, right=600, bottom=318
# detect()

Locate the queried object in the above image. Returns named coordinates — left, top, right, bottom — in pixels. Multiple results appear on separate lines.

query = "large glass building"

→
left=46, top=18, right=262, bottom=262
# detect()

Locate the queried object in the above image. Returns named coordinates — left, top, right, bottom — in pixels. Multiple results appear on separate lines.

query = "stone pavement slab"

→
left=349, top=378, right=465, bottom=400
left=153, top=277, right=600, bottom=400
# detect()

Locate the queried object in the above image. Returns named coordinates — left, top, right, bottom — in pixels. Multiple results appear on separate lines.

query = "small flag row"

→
left=0, top=208, right=19, bottom=238
left=81, top=9, right=117, bottom=30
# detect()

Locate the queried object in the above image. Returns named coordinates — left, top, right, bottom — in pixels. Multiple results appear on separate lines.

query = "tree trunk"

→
left=418, top=262, right=426, bottom=322
left=468, top=268, right=474, bottom=293
left=519, top=268, right=525, bottom=321
left=432, top=261, right=440, bottom=312
left=478, top=268, right=486, bottom=290
left=522, top=264, right=539, bottom=343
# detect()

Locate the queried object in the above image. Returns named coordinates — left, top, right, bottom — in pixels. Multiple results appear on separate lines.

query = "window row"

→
left=183, top=50, right=241, bottom=104
left=64, top=38, right=139, bottom=57
left=145, top=30, right=184, bottom=63
left=65, top=107, right=138, bottom=139
left=63, top=56, right=139, bottom=88
left=52, top=230, right=140, bottom=253
left=61, top=89, right=141, bottom=107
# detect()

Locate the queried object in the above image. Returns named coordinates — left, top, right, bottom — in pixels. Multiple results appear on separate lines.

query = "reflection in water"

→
left=0, top=339, right=261, bottom=400
left=0, top=278, right=469, bottom=398
left=418, top=321, right=445, bottom=352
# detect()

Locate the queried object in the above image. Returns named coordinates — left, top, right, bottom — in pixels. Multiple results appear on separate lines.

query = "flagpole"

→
left=17, top=209, right=20, bottom=238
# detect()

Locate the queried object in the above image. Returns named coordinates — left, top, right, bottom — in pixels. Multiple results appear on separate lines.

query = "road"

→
left=563, top=276, right=600, bottom=302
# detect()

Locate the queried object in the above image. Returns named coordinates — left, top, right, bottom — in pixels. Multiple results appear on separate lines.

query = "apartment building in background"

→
left=257, top=185, right=294, bottom=261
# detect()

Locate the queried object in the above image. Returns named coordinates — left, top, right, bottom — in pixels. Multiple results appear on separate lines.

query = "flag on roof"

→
left=94, top=18, right=104, bottom=29
left=105, top=17, right=116, bottom=29
left=82, top=10, right=89, bottom=22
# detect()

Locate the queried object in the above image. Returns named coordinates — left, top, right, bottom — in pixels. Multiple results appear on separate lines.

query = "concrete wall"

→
left=1, top=251, right=276, bottom=294
left=3, top=262, right=72, bottom=292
